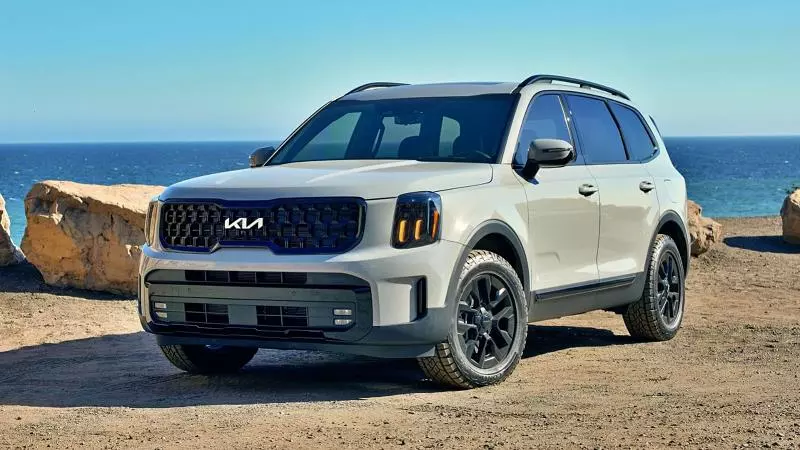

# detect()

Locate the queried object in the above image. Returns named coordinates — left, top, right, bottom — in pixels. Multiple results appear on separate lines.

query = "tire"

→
left=418, top=250, right=528, bottom=389
left=623, top=234, right=686, bottom=341
left=159, top=344, right=258, bottom=374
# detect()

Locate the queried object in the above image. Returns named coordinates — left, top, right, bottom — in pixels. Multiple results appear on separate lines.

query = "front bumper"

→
left=138, top=237, right=464, bottom=358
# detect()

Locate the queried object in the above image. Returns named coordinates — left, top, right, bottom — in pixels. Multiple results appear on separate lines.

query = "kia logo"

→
left=224, top=218, right=264, bottom=230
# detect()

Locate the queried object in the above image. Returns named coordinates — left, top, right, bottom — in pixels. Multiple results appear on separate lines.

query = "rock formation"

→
left=21, top=181, right=163, bottom=295
left=0, top=193, right=25, bottom=266
left=688, top=200, right=722, bottom=256
left=780, top=189, right=800, bottom=245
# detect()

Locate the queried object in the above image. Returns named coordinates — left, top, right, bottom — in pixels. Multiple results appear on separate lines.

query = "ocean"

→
left=1, top=137, right=798, bottom=245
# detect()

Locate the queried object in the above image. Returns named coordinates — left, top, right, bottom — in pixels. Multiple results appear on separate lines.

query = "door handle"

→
left=639, top=181, right=655, bottom=193
left=578, top=183, right=599, bottom=196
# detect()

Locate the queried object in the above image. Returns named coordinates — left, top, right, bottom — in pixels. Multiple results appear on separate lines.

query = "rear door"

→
left=565, top=95, right=660, bottom=282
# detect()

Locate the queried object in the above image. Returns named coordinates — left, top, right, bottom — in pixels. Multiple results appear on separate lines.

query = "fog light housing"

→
left=334, top=318, right=352, bottom=326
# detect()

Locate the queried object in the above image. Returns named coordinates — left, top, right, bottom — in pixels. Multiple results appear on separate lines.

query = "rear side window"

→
left=566, top=95, right=627, bottom=164
left=514, top=94, right=573, bottom=167
left=610, top=103, right=657, bottom=161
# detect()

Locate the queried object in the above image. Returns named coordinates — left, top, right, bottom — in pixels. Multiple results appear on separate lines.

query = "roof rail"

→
left=512, top=74, right=630, bottom=100
left=342, top=82, right=409, bottom=97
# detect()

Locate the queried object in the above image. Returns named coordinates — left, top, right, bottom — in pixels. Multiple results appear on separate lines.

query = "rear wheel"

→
left=160, top=344, right=258, bottom=374
left=623, top=234, right=685, bottom=341
left=418, top=250, right=528, bottom=389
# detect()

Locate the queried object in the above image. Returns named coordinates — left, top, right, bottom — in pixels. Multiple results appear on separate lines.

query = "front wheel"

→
left=160, top=344, right=258, bottom=374
left=623, top=234, right=686, bottom=341
left=418, top=250, right=528, bottom=389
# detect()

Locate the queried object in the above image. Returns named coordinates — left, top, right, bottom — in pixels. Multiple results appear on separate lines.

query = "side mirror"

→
left=249, top=146, right=276, bottom=168
left=522, top=139, right=574, bottom=178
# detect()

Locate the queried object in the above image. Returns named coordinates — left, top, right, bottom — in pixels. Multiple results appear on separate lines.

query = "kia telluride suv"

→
left=140, top=75, right=689, bottom=388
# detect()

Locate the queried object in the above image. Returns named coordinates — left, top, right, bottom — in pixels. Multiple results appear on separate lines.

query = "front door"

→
left=514, top=94, right=600, bottom=297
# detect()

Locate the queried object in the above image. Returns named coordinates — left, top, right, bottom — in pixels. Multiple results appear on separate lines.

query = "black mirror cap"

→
left=249, top=146, right=276, bottom=168
left=521, top=139, right=574, bottom=178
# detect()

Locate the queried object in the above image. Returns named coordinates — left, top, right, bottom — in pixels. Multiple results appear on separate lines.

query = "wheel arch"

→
left=445, top=220, right=531, bottom=310
left=648, top=210, right=690, bottom=275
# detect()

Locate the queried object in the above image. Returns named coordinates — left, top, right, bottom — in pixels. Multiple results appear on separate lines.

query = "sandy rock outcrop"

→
left=688, top=200, right=722, bottom=256
left=780, top=189, right=800, bottom=245
left=0, top=193, right=25, bottom=266
left=21, top=181, right=163, bottom=295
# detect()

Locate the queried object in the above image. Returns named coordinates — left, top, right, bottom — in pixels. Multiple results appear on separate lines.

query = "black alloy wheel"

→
left=657, top=250, right=683, bottom=328
left=456, top=273, right=518, bottom=369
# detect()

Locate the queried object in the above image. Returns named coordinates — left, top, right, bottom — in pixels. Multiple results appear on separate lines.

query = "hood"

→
left=160, top=160, right=493, bottom=201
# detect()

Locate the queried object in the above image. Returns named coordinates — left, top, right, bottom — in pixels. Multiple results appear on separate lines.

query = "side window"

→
left=610, top=103, right=657, bottom=161
left=439, top=116, right=461, bottom=156
left=514, top=94, right=573, bottom=167
left=566, top=95, right=627, bottom=164
left=292, top=112, right=361, bottom=162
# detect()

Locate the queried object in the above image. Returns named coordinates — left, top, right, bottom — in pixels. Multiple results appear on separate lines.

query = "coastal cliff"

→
left=20, top=181, right=163, bottom=295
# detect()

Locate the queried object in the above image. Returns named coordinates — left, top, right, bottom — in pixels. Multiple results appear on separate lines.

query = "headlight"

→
left=144, top=198, right=160, bottom=246
left=391, top=192, right=441, bottom=249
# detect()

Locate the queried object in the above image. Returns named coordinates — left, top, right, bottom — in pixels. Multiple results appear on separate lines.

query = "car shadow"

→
left=0, top=262, right=129, bottom=300
left=523, top=324, right=634, bottom=358
left=0, top=325, right=634, bottom=408
left=724, top=235, right=800, bottom=254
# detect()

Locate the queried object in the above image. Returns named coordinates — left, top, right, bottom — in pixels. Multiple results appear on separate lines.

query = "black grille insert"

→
left=184, top=303, right=229, bottom=325
left=256, top=306, right=309, bottom=327
left=159, top=199, right=365, bottom=253
left=183, top=270, right=308, bottom=285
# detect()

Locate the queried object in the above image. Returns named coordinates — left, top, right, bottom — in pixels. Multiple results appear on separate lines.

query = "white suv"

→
left=139, top=75, right=689, bottom=388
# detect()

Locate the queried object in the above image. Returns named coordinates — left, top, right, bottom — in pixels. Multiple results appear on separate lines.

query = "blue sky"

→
left=1, top=0, right=798, bottom=142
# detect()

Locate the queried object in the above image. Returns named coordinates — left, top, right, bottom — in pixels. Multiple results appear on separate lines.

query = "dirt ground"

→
left=0, top=216, right=798, bottom=449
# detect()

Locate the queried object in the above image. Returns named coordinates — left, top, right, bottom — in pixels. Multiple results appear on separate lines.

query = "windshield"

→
left=269, top=95, right=516, bottom=165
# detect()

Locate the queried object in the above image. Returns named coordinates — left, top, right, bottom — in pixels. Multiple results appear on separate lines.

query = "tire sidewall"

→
left=447, top=254, right=528, bottom=383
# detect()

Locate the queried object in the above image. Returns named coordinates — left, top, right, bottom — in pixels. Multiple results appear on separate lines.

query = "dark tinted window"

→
left=290, top=112, right=361, bottom=161
left=610, top=103, right=656, bottom=161
left=271, top=96, right=515, bottom=164
left=514, top=94, right=572, bottom=167
left=373, top=116, right=421, bottom=158
left=566, top=95, right=627, bottom=163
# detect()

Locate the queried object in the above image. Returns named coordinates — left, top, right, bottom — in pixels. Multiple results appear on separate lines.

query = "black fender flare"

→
left=645, top=210, right=690, bottom=275
left=443, top=220, right=531, bottom=314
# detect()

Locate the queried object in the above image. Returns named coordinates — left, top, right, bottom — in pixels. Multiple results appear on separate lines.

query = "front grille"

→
left=159, top=198, right=365, bottom=253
